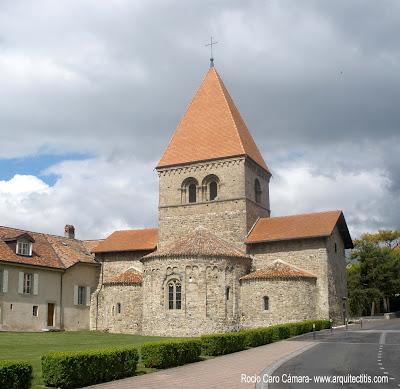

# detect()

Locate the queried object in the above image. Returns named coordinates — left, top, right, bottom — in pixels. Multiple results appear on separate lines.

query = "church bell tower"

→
left=156, top=66, right=271, bottom=248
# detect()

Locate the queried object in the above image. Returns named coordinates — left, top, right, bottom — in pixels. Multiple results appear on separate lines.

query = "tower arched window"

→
left=202, top=174, right=220, bottom=201
left=181, top=177, right=199, bottom=204
left=168, top=280, right=182, bottom=310
left=255, top=179, right=262, bottom=203
left=209, top=181, right=218, bottom=201
left=188, top=184, right=197, bottom=203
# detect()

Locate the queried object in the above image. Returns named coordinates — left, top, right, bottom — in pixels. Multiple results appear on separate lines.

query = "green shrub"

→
left=0, top=360, right=32, bottom=389
left=201, top=332, right=246, bottom=356
left=243, top=327, right=274, bottom=348
left=141, top=339, right=201, bottom=369
left=42, top=347, right=139, bottom=388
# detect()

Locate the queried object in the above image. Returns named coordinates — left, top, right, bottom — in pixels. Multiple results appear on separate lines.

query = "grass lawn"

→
left=0, top=331, right=176, bottom=388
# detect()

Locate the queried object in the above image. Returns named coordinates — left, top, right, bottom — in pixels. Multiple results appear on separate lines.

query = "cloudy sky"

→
left=0, top=0, right=399, bottom=240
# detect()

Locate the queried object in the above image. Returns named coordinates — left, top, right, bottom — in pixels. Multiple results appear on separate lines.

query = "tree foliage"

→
left=348, top=230, right=400, bottom=316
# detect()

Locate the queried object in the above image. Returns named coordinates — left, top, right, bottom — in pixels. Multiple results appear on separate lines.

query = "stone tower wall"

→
left=157, top=157, right=270, bottom=249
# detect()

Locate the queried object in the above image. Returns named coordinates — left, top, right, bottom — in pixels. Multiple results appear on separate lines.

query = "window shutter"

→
left=73, top=285, right=78, bottom=305
left=33, top=273, right=39, bottom=295
left=3, top=270, right=8, bottom=293
left=18, top=272, right=24, bottom=294
left=86, top=286, right=91, bottom=306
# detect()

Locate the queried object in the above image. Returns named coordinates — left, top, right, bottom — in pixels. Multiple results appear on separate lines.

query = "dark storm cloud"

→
left=0, top=0, right=398, bottom=237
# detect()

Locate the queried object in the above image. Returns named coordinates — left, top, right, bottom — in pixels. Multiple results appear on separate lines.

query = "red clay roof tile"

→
left=105, top=269, right=143, bottom=285
left=157, top=67, right=268, bottom=171
left=246, top=210, right=353, bottom=248
left=92, top=228, right=158, bottom=253
left=240, top=260, right=316, bottom=281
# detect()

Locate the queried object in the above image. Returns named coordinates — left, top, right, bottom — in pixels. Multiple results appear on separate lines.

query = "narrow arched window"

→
left=167, top=280, right=182, bottom=310
left=255, top=179, right=262, bottom=203
left=226, top=286, right=230, bottom=300
left=188, top=184, right=197, bottom=203
left=209, top=181, right=218, bottom=201
left=263, top=296, right=269, bottom=311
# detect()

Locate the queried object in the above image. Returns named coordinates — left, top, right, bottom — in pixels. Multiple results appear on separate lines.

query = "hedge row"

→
left=41, top=347, right=139, bottom=389
left=0, top=360, right=32, bottom=389
left=36, top=319, right=330, bottom=388
left=201, top=320, right=331, bottom=356
left=141, top=339, right=201, bottom=368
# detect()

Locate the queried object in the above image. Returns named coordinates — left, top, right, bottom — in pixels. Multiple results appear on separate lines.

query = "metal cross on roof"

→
left=205, top=36, right=218, bottom=67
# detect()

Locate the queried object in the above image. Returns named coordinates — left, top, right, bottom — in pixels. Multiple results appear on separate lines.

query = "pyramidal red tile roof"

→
left=144, top=227, right=250, bottom=260
left=246, top=210, right=353, bottom=249
left=92, top=228, right=158, bottom=253
left=240, top=260, right=316, bottom=281
left=157, top=67, right=268, bottom=171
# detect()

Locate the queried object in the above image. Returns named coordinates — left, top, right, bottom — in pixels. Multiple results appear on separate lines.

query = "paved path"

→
left=86, top=339, right=312, bottom=389
left=267, top=319, right=400, bottom=389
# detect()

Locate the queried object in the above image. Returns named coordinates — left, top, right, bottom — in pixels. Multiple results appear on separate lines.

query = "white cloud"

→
left=0, top=157, right=158, bottom=239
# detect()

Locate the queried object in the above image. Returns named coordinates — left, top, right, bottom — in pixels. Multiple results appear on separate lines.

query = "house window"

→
left=334, top=243, right=337, bottom=253
left=116, top=303, right=121, bottom=314
left=77, top=286, right=86, bottom=305
left=255, top=179, right=262, bottom=203
left=23, top=273, right=33, bottom=294
left=112, top=305, right=115, bottom=316
left=17, top=241, right=32, bottom=256
left=226, top=286, right=230, bottom=300
left=167, top=280, right=182, bottom=310
left=0, top=270, right=2, bottom=292
left=263, top=296, right=269, bottom=311
left=209, top=181, right=218, bottom=201
left=33, top=305, right=38, bottom=317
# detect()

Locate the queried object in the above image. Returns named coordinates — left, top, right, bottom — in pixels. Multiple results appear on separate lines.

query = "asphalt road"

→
left=265, top=319, right=400, bottom=389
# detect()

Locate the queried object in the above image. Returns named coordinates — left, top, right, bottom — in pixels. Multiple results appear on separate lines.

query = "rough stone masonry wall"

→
left=90, top=251, right=148, bottom=331
left=248, top=238, right=330, bottom=320
left=240, top=278, right=317, bottom=328
left=92, top=284, right=142, bottom=334
left=157, top=157, right=270, bottom=249
left=141, top=256, right=250, bottom=337
left=326, top=226, right=347, bottom=325
left=96, top=252, right=147, bottom=282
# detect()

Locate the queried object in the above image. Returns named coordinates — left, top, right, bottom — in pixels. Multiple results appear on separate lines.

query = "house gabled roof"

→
left=246, top=210, right=353, bottom=249
left=144, top=227, right=250, bottom=260
left=0, top=226, right=98, bottom=269
left=240, top=259, right=316, bottom=281
left=92, top=228, right=158, bottom=253
left=157, top=67, right=269, bottom=171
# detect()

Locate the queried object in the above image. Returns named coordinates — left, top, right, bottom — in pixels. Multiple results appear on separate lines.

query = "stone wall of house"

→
left=91, top=284, right=142, bottom=334
left=240, top=278, right=317, bottom=328
left=141, top=256, right=251, bottom=337
left=326, top=226, right=347, bottom=325
left=157, top=157, right=270, bottom=249
left=248, top=238, right=330, bottom=320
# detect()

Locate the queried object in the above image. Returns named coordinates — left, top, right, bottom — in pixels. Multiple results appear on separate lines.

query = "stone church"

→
left=90, top=65, right=353, bottom=337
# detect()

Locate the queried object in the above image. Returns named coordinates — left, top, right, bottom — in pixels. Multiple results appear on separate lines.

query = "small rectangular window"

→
left=23, top=273, right=33, bottom=294
left=116, top=303, right=121, bottom=314
left=77, top=286, right=86, bottom=305
left=226, top=286, right=230, bottom=300
left=263, top=296, right=269, bottom=311
left=334, top=243, right=337, bottom=253
left=33, top=305, right=38, bottom=317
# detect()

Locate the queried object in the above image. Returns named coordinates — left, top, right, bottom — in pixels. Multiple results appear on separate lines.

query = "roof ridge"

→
left=263, top=210, right=342, bottom=220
